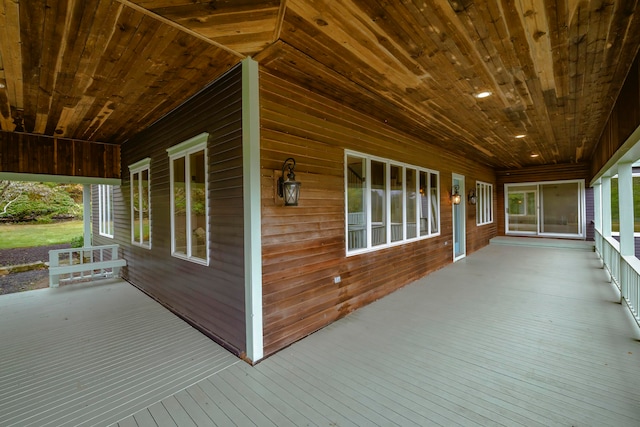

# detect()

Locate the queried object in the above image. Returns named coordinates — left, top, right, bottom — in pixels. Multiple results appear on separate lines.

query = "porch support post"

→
left=618, top=162, right=634, bottom=257
left=601, top=176, right=612, bottom=238
left=83, top=184, right=91, bottom=247
left=618, top=162, right=634, bottom=304
left=242, top=57, right=263, bottom=363
left=593, top=180, right=602, bottom=233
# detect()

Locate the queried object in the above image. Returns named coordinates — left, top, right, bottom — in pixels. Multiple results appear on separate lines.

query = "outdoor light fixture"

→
left=278, top=157, right=301, bottom=206
left=451, top=185, right=461, bottom=205
left=468, top=189, right=477, bottom=205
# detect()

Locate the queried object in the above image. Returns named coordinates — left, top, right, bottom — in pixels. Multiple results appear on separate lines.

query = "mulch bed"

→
left=0, top=244, right=71, bottom=295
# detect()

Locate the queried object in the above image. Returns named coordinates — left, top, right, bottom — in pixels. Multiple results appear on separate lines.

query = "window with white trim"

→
left=476, top=181, right=494, bottom=226
left=129, top=158, right=151, bottom=248
left=98, top=184, right=114, bottom=238
left=168, top=133, right=208, bottom=265
left=346, top=151, right=440, bottom=255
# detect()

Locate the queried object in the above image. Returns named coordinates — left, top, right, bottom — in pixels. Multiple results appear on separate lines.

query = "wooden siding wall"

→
left=495, top=163, right=591, bottom=236
left=92, top=65, right=246, bottom=356
left=0, top=131, right=119, bottom=178
left=259, top=71, right=497, bottom=357
left=590, top=53, right=640, bottom=179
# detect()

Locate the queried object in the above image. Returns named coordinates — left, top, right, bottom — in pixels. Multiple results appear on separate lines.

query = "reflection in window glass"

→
left=345, top=151, right=439, bottom=254
left=173, top=157, right=187, bottom=256
left=419, top=171, right=429, bottom=236
left=430, top=173, right=439, bottom=234
left=130, top=159, right=151, bottom=248
left=169, top=134, right=208, bottom=264
left=406, top=169, right=417, bottom=239
left=347, top=156, right=367, bottom=250
left=190, top=151, right=206, bottom=260
left=371, top=160, right=387, bottom=246
left=98, top=184, right=114, bottom=238
left=391, top=165, right=403, bottom=242
left=476, top=181, right=493, bottom=226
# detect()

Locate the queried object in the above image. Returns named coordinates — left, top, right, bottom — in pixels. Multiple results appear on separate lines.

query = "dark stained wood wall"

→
left=0, top=131, right=119, bottom=178
left=259, top=70, right=497, bottom=357
left=93, top=65, right=246, bottom=356
left=495, top=163, right=591, bottom=236
left=590, top=53, right=640, bottom=180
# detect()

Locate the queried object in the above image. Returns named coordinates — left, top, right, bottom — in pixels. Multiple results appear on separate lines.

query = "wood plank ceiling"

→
left=1, top=0, right=638, bottom=169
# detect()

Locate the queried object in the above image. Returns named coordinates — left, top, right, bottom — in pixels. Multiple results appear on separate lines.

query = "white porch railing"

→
left=596, top=229, right=640, bottom=326
left=49, top=244, right=126, bottom=287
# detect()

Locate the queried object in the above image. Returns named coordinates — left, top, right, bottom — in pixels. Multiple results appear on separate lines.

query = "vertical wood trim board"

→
left=242, top=57, right=264, bottom=363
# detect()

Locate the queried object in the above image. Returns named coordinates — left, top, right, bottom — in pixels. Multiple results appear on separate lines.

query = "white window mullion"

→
left=386, top=162, right=391, bottom=245
left=366, top=158, right=372, bottom=250
left=185, top=158, right=192, bottom=258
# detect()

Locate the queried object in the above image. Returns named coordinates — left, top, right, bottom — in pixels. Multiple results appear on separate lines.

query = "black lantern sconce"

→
left=451, top=185, right=461, bottom=205
left=278, top=157, right=301, bottom=206
left=468, top=189, right=477, bottom=205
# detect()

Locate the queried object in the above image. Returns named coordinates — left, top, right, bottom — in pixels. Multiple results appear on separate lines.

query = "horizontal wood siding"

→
left=259, top=71, right=497, bottom=356
left=590, top=53, right=640, bottom=179
left=0, top=131, right=120, bottom=178
left=94, top=65, right=246, bottom=356
left=495, top=163, right=591, bottom=236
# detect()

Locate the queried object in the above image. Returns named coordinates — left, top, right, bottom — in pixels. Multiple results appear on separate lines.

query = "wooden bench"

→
left=49, top=244, right=127, bottom=287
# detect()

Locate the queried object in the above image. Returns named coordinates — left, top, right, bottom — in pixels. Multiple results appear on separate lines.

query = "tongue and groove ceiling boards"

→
left=1, top=0, right=638, bottom=168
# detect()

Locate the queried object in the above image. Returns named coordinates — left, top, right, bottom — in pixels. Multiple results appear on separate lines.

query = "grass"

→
left=0, top=220, right=84, bottom=249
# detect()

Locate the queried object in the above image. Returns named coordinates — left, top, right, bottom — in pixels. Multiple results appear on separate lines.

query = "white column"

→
left=242, top=57, right=263, bottom=363
left=618, top=163, right=634, bottom=257
left=601, top=176, right=612, bottom=238
left=593, top=180, right=602, bottom=233
left=83, top=184, right=91, bottom=247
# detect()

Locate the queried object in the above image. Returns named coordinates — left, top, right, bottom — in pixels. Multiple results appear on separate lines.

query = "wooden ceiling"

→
left=1, top=0, right=639, bottom=169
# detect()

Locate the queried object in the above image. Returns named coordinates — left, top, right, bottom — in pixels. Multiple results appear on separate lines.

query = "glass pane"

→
left=190, top=150, right=207, bottom=260
left=540, top=182, right=580, bottom=235
left=173, top=157, right=187, bottom=256
left=390, top=165, right=403, bottom=242
left=347, top=156, right=366, bottom=250
left=419, top=171, right=429, bottom=236
left=371, top=160, right=387, bottom=246
left=507, top=186, right=537, bottom=233
left=430, top=173, right=439, bottom=234
left=406, top=169, right=417, bottom=239
left=141, top=170, right=150, bottom=245
left=107, top=185, right=113, bottom=236
left=132, top=173, right=140, bottom=243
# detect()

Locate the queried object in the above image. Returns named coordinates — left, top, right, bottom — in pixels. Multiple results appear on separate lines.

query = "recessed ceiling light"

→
left=530, top=153, right=539, bottom=158
left=474, top=91, right=492, bottom=99
left=0, top=83, right=5, bottom=89
left=515, top=134, right=526, bottom=139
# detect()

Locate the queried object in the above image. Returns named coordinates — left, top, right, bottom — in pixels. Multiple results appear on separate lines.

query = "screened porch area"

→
left=1, top=240, right=639, bottom=426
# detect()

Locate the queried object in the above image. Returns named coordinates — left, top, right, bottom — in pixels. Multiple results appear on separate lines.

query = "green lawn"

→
left=0, top=220, right=84, bottom=249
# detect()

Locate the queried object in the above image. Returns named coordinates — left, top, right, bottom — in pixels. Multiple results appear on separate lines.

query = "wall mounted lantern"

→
left=468, top=189, right=477, bottom=205
left=451, top=185, right=461, bottom=205
left=278, top=157, right=301, bottom=206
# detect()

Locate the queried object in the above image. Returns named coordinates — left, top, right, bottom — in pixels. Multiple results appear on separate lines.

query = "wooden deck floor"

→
left=2, top=243, right=640, bottom=426
left=0, top=279, right=238, bottom=427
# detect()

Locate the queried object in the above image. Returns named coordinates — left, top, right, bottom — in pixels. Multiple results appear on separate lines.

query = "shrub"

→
left=70, top=235, right=84, bottom=248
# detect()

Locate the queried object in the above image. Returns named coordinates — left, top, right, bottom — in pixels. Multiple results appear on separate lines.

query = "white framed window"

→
left=98, top=184, right=114, bottom=238
left=346, top=150, right=440, bottom=255
left=476, top=181, right=494, bottom=226
left=129, top=158, right=151, bottom=249
left=168, top=133, right=208, bottom=265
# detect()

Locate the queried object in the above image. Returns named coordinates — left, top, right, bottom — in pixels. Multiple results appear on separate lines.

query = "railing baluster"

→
left=597, top=229, right=640, bottom=327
